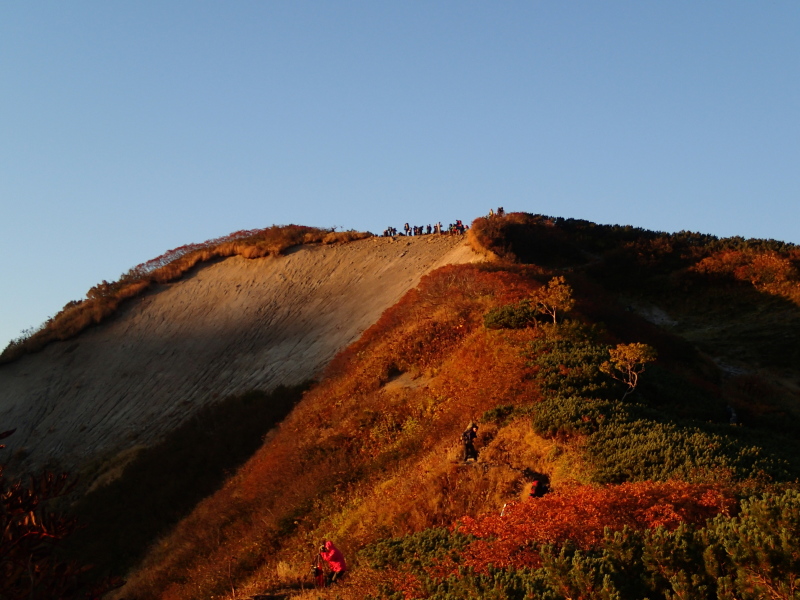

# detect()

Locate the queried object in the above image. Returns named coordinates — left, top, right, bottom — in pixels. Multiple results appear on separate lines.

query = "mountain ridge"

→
left=112, top=213, right=800, bottom=600
left=0, top=234, right=480, bottom=476
left=5, top=213, right=800, bottom=600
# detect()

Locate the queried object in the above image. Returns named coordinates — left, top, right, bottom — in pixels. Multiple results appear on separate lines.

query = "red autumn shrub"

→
left=454, top=481, right=735, bottom=571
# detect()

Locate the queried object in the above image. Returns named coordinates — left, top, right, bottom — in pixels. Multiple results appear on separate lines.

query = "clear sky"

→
left=2, top=2, right=799, bottom=350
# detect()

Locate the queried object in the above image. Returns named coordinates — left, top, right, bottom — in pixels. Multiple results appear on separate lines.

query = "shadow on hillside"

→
left=585, top=243, right=800, bottom=371
left=665, top=284, right=800, bottom=369
left=64, top=384, right=309, bottom=578
left=499, top=222, right=588, bottom=268
left=483, top=214, right=800, bottom=373
left=551, top=270, right=800, bottom=439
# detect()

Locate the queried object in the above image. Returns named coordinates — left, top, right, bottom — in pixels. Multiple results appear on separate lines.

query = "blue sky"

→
left=2, top=2, right=799, bottom=349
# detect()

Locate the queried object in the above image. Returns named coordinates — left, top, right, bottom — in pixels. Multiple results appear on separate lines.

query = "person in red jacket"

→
left=319, top=540, right=347, bottom=585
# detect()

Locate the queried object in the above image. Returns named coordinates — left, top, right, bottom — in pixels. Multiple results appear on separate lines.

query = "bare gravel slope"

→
left=0, top=235, right=480, bottom=472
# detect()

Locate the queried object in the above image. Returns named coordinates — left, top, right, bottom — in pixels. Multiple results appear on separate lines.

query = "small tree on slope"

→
left=531, top=276, right=576, bottom=324
left=600, top=342, right=658, bottom=400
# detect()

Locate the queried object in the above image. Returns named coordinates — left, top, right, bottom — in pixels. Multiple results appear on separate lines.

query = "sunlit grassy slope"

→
left=114, top=214, right=800, bottom=600
left=1, top=226, right=371, bottom=363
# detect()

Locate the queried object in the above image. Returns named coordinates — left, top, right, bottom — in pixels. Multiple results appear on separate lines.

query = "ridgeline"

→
left=3, top=214, right=800, bottom=600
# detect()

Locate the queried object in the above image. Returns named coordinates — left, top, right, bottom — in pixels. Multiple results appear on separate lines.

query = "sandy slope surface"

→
left=0, top=235, right=480, bottom=472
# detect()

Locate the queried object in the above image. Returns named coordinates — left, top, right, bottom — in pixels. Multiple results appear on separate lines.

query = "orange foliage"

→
left=111, top=254, right=744, bottom=600
left=454, top=481, right=735, bottom=571
left=692, top=250, right=800, bottom=305
left=325, top=264, right=541, bottom=386
left=429, top=328, right=541, bottom=418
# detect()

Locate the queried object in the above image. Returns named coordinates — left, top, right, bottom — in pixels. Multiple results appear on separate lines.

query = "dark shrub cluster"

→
left=525, top=321, right=797, bottom=484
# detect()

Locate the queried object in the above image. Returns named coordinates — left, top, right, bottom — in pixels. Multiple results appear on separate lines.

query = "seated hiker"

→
left=319, top=540, right=347, bottom=585
left=462, top=422, right=479, bottom=462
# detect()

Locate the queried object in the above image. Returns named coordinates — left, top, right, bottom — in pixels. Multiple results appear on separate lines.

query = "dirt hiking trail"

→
left=0, top=235, right=480, bottom=474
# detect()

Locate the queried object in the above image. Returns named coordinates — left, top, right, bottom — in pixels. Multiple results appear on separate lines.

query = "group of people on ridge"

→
left=382, top=220, right=467, bottom=237
left=380, top=207, right=507, bottom=238
left=380, top=206, right=508, bottom=238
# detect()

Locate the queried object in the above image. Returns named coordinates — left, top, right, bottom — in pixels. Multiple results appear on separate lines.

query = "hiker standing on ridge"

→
left=462, top=422, right=479, bottom=462
left=319, top=540, right=347, bottom=585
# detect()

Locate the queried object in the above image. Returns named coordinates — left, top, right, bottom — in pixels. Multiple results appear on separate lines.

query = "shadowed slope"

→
left=0, top=235, right=479, bottom=475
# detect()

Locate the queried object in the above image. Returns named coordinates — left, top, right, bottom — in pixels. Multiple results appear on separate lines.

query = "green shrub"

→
left=423, top=567, right=549, bottom=600
left=526, top=323, right=620, bottom=401
left=532, top=393, right=795, bottom=484
left=531, top=396, right=618, bottom=439
left=360, top=528, right=474, bottom=570
left=484, top=301, right=538, bottom=330
left=524, top=318, right=799, bottom=484
left=586, top=415, right=792, bottom=484
left=706, top=489, right=800, bottom=598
